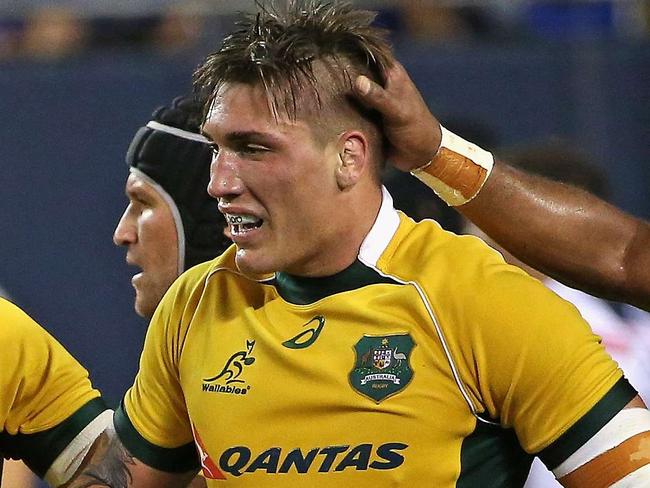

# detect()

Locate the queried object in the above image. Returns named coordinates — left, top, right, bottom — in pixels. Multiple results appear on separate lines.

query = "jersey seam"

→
left=361, top=261, right=493, bottom=426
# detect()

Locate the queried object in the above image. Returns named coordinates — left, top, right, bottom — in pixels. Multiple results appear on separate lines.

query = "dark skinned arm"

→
left=353, top=62, right=650, bottom=311
left=461, top=162, right=650, bottom=310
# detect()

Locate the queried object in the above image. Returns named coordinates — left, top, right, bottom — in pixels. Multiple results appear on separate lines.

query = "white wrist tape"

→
left=411, top=125, right=494, bottom=206
left=552, top=407, right=650, bottom=486
left=552, top=408, right=650, bottom=477
left=44, top=409, right=113, bottom=487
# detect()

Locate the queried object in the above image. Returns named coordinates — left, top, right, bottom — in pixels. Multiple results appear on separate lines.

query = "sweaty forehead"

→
left=205, top=83, right=271, bottom=126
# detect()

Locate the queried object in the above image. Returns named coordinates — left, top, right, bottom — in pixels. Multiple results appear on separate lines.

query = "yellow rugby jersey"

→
left=0, top=298, right=106, bottom=477
left=117, top=191, right=635, bottom=486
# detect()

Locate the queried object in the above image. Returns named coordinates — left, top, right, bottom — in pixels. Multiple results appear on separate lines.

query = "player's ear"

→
left=334, top=132, right=368, bottom=190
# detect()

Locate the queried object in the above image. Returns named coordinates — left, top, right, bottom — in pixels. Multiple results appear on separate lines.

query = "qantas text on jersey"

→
left=215, top=442, right=408, bottom=478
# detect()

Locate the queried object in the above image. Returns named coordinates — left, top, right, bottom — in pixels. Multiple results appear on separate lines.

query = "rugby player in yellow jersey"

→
left=353, top=61, right=650, bottom=313
left=69, top=1, right=650, bottom=486
left=0, top=297, right=111, bottom=487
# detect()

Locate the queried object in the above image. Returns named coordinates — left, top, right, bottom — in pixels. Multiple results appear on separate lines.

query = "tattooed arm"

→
left=66, top=429, right=197, bottom=488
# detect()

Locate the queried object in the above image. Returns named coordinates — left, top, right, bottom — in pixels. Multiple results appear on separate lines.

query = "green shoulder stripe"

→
left=0, top=397, right=107, bottom=477
left=538, top=376, right=637, bottom=469
left=114, top=402, right=199, bottom=473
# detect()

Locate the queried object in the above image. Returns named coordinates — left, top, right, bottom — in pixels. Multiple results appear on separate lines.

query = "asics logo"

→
left=282, top=316, right=325, bottom=349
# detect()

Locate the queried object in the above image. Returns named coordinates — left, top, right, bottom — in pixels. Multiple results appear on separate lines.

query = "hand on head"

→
left=353, top=61, right=442, bottom=172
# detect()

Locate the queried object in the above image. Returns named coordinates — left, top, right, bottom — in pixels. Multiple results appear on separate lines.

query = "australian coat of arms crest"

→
left=349, top=334, right=415, bottom=402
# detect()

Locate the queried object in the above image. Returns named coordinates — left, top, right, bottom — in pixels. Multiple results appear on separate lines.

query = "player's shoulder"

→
left=1, top=296, right=28, bottom=320
left=0, top=297, right=48, bottom=342
left=386, top=213, right=515, bottom=285
left=162, top=244, right=263, bottom=305
left=171, top=244, right=236, bottom=287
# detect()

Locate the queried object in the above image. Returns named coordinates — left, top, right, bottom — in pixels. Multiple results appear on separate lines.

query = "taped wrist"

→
left=411, top=126, right=494, bottom=206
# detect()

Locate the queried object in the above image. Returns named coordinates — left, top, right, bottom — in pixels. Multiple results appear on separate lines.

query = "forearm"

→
left=66, top=430, right=196, bottom=488
left=351, top=63, right=650, bottom=310
left=65, top=430, right=134, bottom=488
left=460, top=162, right=650, bottom=310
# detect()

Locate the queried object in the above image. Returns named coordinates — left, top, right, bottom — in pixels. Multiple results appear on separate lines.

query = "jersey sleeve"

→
left=115, top=269, right=205, bottom=473
left=0, top=298, right=106, bottom=477
left=452, top=243, right=636, bottom=466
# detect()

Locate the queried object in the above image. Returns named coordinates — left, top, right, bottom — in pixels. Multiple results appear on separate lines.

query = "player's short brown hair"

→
left=193, top=0, right=393, bottom=177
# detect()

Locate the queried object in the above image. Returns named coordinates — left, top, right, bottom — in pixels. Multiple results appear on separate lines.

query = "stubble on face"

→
left=205, top=83, right=353, bottom=278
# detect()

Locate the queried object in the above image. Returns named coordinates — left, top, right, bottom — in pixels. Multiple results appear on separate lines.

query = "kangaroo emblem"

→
left=203, top=340, right=256, bottom=384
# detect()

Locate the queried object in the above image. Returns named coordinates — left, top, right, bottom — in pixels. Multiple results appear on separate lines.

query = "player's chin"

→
left=234, top=247, right=278, bottom=276
left=133, top=291, right=157, bottom=319
left=135, top=303, right=157, bottom=319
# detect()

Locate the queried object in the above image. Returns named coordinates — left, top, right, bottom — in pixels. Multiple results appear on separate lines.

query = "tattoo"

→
left=69, top=431, right=135, bottom=488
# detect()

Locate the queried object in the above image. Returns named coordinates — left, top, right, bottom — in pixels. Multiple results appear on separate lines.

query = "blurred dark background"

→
left=0, top=0, right=648, bottom=413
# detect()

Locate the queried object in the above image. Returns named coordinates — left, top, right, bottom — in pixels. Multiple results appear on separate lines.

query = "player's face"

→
left=204, top=82, right=345, bottom=277
left=113, top=173, right=179, bottom=318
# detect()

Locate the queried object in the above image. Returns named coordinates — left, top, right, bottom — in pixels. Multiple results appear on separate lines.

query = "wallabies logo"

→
left=203, top=340, right=256, bottom=395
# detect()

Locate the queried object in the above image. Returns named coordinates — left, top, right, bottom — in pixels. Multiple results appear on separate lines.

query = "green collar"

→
left=273, top=259, right=400, bottom=305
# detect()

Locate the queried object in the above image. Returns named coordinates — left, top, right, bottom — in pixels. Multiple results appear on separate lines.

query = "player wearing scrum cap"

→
left=112, top=93, right=227, bottom=488
left=114, top=95, right=230, bottom=318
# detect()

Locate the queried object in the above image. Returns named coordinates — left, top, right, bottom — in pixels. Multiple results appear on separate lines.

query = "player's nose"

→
left=113, top=208, right=137, bottom=246
left=207, top=153, right=244, bottom=200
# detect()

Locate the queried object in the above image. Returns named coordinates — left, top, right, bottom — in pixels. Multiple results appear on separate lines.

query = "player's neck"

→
left=285, top=185, right=383, bottom=278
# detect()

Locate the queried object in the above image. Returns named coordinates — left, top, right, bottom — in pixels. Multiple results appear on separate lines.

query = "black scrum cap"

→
left=125, top=95, right=230, bottom=271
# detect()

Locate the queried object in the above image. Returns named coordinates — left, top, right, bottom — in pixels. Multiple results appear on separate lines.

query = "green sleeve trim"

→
left=538, top=377, right=637, bottom=469
left=114, top=402, right=200, bottom=473
left=0, top=397, right=108, bottom=477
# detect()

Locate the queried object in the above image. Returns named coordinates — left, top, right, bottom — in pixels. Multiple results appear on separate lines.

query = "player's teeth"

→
left=226, top=213, right=259, bottom=225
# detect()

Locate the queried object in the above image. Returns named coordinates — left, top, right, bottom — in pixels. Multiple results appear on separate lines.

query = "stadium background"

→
left=0, top=0, right=648, bottom=457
